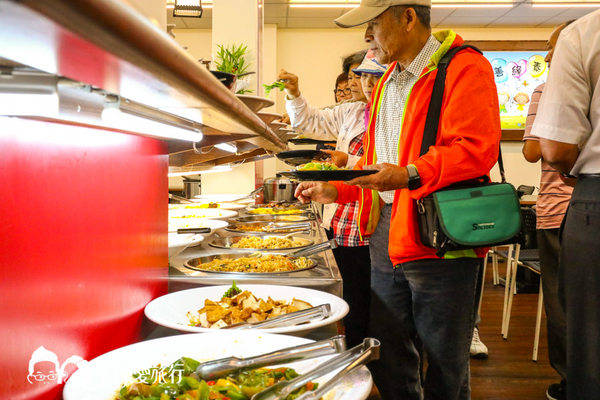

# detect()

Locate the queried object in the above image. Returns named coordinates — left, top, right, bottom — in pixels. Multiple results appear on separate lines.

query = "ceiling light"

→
left=173, top=0, right=204, bottom=17
left=433, top=3, right=512, bottom=6
left=289, top=0, right=359, bottom=7
left=532, top=1, right=600, bottom=6
left=215, top=142, right=237, bottom=153
left=101, top=101, right=203, bottom=142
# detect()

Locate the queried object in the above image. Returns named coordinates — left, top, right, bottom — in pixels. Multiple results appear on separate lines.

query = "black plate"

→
left=288, top=138, right=336, bottom=145
left=276, top=150, right=330, bottom=166
left=279, top=169, right=377, bottom=181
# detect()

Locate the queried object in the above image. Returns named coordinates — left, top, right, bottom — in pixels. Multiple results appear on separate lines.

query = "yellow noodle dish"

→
left=247, top=208, right=304, bottom=215
left=196, top=254, right=311, bottom=273
left=231, top=236, right=306, bottom=249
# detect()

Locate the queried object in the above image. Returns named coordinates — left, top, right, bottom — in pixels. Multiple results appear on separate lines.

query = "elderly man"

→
left=531, top=10, right=600, bottom=400
left=294, top=0, right=501, bottom=399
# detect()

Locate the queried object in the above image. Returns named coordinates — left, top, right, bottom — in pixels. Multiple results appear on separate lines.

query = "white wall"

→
left=171, top=26, right=551, bottom=192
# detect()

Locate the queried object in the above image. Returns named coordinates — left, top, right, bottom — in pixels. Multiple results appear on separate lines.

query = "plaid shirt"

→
left=375, top=35, right=441, bottom=203
left=331, top=133, right=368, bottom=247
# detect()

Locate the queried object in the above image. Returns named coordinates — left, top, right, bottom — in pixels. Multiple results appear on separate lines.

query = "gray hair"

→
left=391, top=5, right=431, bottom=30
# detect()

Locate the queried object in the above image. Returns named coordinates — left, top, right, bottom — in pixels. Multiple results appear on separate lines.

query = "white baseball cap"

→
left=334, top=0, right=432, bottom=28
left=352, top=49, right=388, bottom=76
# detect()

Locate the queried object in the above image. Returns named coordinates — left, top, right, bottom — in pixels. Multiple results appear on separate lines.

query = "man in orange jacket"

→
left=294, top=1, right=501, bottom=399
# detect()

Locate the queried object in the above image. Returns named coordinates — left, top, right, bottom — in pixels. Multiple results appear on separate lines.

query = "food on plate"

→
left=230, top=236, right=306, bottom=249
left=170, top=212, right=226, bottom=219
left=297, top=161, right=339, bottom=171
left=195, top=254, right=311, bottom=273
left=247, top=207, right=304, bottom=215
left=186, top=202, right=219, bottom=209
left=187, top=285, right=313, bottom=328
left=263, top=80, right=286, bottom=96
left=116, top=356, right=318, bottom=400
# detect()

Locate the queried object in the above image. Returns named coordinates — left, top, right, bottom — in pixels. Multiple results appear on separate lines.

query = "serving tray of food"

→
left=225, top=221, right=312, bottom=235
left=184, top=252, right=317, bottom=274
left=233, top=214, right=312, bottom=223
left=209, top=235, right=314, bottom=251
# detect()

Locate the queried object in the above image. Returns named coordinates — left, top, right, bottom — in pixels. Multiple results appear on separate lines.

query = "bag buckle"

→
left=417, top=199, right=425, bottom=214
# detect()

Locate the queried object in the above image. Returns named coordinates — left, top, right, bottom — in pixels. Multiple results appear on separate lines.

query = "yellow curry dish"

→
left=193, top=254, right=312, bottom=273
left=230, top=236, right=307, bottom=249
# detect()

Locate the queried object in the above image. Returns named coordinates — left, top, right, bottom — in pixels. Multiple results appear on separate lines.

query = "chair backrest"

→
left=518, top=207, right=537, bottom=249
left=517, top=185, right=535, bottom=198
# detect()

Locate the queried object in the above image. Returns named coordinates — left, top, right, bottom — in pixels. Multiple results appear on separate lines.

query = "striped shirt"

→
left=523, top=83, right=573, bottom=229
left=375, top=35, right=441, bottom=204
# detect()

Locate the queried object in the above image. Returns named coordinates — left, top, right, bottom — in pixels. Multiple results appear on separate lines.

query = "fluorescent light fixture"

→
left=0, top=92, right=59, bottom=117
left=532, top=2, right=600, bottom=5
left=290, top=0, right=513, bottom=6
left=168, top=165, right=232, bottom=177
left=433, top=3, right=512, bottom=6
left=101, top=104, right=203, bottom=142
left=215, top=142, right=237, bottom=153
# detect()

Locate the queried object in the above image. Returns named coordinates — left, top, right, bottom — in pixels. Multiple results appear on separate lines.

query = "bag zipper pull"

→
left=417, top=199, right=425, bottom=214
left=433, top=230, right=438, bottom=247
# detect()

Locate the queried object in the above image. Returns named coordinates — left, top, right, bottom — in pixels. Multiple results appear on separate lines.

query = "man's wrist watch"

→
left=406, top=164, right=421, bottom=190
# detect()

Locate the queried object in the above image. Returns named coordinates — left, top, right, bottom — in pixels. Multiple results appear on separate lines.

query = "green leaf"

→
left=263, top=81, right=286, bottom=96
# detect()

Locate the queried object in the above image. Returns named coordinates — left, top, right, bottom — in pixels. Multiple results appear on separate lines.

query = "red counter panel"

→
left=0, top=117, right=169, bottom=399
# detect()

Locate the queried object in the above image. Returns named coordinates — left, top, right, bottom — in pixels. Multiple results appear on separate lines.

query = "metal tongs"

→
left=264, top=222, right=311, bottom=232
left=194, top=335, right=346, bottom=380
left=222, top=304, right=331, bottom=330
left=288, top=239, right=337, bottom=258
left=177, top=227, right=211, bottom=234
left=252, top=338, right=381, bottom=400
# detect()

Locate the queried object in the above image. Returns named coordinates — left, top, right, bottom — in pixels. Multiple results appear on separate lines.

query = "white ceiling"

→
left=167, top=0, right=600, bottom=29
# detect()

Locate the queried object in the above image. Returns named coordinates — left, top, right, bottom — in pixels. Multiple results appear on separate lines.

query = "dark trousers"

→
left=561, top=176, right=600, bottom=400
left=368, top=204, right=479, bottom=400
left=537, top=228, right=567, bottom=383
left=330, top=243, right=371, bottom=348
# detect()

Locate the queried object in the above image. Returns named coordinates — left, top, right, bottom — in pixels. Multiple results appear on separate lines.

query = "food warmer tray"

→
left=168, top=205, right=342, bottom=297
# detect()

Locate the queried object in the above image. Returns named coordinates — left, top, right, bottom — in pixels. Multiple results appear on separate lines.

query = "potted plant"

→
left=214, top=43, right=254, bottom=94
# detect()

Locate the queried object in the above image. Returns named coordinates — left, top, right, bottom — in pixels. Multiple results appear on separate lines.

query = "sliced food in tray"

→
left=209, top=235, right=313, bottom=251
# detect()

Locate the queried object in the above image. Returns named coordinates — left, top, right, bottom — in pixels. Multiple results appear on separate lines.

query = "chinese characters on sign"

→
left=485, top=51, right=548, bottom=129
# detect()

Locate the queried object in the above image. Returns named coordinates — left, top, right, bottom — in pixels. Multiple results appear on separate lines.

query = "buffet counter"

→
left=167, top=206, right=343, bottom=298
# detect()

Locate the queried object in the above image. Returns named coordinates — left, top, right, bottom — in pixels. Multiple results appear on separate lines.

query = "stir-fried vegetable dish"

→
left=116, top=356, right=319, bottom=400
left=297, top=162, right=339, bottom=171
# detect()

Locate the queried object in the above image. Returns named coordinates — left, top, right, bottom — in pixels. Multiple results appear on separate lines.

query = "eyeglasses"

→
left=334, top=88, right=352, bottom=95
left=29, top=373, right=58, bottom=381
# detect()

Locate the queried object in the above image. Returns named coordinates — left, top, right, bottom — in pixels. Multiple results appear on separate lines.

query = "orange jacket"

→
left=334, top=30, right=501, bottom=265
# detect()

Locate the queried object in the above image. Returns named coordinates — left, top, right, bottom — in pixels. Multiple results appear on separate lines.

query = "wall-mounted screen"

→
left=483, top=51, right=548, bottom=130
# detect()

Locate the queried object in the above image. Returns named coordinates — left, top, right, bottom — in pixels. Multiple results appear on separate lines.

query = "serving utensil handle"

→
left=195, top=335, right=346, bottom=380
left=222, top=304, right=331, bottom=330
left=288, top=238, right=337, bottom=258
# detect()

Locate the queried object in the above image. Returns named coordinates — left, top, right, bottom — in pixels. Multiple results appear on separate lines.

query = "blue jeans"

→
left=369, top=206, right=479, bottom=400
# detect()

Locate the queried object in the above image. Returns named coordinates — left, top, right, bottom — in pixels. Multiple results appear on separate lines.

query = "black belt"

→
left=578, top=174, right=600, bottom=179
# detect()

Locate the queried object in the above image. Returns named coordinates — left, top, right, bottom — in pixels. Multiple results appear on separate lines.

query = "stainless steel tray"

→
left=225, top=221, right=312, bottom=235
left=208, top=235, right=314, bottom=251
left=183, top=252, right=318, bottom=274
left=233, top=215, right=311, bottom=223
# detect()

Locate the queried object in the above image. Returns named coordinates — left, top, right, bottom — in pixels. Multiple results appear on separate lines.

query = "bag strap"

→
left=419, top=44, right=506, bottom=183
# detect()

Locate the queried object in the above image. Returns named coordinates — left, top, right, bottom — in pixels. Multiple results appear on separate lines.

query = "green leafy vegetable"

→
left=263, top=81, right=286, bottom=96
left=223, top=281, right=242, bottom=298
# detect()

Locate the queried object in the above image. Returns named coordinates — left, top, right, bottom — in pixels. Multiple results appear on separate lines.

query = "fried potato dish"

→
left=187, top=290, right=313, bottom=329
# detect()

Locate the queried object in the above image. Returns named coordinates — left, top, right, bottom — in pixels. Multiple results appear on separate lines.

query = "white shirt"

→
left=530, top=9, right=600, bottom=175
left=375, top=35, right=441, bottom=203
left=286, top=95, right=366, bottom=168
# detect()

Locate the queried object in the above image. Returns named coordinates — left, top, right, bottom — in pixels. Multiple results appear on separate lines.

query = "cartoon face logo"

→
left=27, top=346, right=87, bottom=385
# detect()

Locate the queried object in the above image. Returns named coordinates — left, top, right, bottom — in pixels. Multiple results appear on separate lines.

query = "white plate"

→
left=168, top=218, right=229, bottom=234
left=168, top=233, right=204, bottom=257
left=169, top=202, right=246, bottom=211
left=144, top=284, right=349, bottom=336
left=168, top=208, right=238, bottom=220
left=63, top=331, right=371, bottom=400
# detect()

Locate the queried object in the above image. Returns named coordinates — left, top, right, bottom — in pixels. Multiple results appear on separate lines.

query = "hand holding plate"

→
left=344, top=163, right=409, bottom=192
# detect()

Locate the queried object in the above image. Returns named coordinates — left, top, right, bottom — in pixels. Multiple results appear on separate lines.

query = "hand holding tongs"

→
left=222, top=304, right=331, bottom=330
left=194, top=335, right=346, bottom=380
left=251, top=337, right=381, bottom=400
left=288, top=239, right=337, bottom=258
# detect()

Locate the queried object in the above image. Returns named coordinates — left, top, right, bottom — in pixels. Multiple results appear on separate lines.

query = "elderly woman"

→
left=278, top=50, right=385, bottom=347
left=333, top=72, right=351, bottom=103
